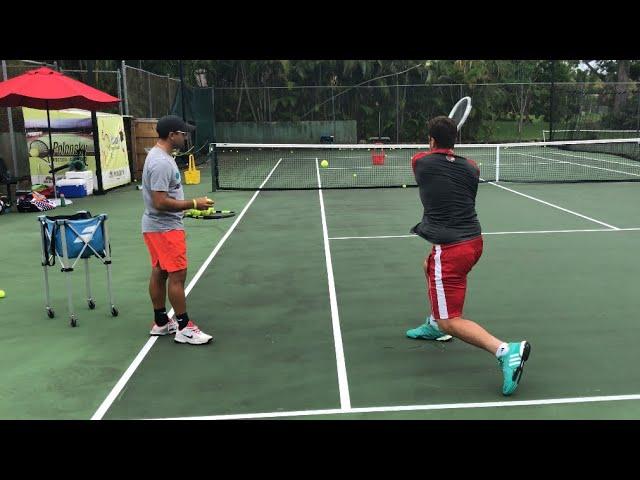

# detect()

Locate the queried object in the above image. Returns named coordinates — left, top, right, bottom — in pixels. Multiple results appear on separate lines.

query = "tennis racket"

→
left=184, top=208, right=236, bottom=220
left=448, top=96, right=472, bottom=131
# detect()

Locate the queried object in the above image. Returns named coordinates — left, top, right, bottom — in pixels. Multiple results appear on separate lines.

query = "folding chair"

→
left=38, top=211, right=118, bottom=327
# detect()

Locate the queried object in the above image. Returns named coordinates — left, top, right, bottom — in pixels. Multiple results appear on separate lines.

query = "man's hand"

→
left=194, top=197, right=214, bottom=210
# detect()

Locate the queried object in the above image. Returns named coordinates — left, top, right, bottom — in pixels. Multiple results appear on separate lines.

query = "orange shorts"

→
left=143, top=230, right=187, bottom=272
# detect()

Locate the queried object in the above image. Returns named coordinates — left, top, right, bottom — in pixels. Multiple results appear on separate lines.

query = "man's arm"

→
left=151, top=191, right=213, bottom=212
left=147, top=161, right=213, bottom=212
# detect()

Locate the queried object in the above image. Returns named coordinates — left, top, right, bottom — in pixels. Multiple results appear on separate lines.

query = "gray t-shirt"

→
left=141, top=146, right=184, bottom=233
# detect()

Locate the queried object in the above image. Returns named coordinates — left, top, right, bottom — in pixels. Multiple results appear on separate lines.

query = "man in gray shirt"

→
left=142, top=115, right=213, bottom=345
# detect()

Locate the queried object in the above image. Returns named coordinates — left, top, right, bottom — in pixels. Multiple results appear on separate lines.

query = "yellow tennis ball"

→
left=0, top=290, right=5, bottom=299
left=320, top=160, right=329, bottom=168
left=402, top=184, right=407, bottom=188
left=353, top=173, right=357, bottom=177
left=29, top=148, right=39, bottom=157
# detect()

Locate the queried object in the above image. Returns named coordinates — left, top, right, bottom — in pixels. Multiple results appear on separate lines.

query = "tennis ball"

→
left=29, top=148, right=39, bottom=157
left=0, top=290, right=5, bottom=299
left=402, top=184, right=407, bottom=188
left=320, top=160, right=329, bottom=168
left=353, top=173, right=357, bottom=177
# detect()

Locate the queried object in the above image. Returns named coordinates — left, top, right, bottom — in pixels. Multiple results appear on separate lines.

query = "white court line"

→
left=487, top=182, right=620, bottom=230
left=330, top=234, right=417, bottom=240
left=546, top=149, right=640, bottom=169
left=484, top=227, right=639, bottom=235
left=146, top=393, right=640, bottom=420
left=316, top=158, right=351, bottom=409
left=326, top=166, right=408, bottom=170
left=511, top=152, right=640, bottom=178
left=328, top=227, right=640, bottom=240
left=90, top=159, right=284, bottom=421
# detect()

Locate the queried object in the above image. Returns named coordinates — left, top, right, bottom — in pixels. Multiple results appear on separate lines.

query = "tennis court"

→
left=84, top=140, right=640, bottom=420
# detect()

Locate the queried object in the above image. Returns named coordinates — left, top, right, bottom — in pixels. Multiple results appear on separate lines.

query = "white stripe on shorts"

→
left=434, top=245, right=449, bottom=319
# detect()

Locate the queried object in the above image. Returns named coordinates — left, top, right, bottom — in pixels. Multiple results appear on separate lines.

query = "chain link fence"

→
left=212, top=82, right=640, bottom=143
left=121, top=64, right=180, bottom=118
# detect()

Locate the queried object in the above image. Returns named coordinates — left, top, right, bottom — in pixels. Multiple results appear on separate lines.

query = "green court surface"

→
left=1, top=164, right=639, bottom=419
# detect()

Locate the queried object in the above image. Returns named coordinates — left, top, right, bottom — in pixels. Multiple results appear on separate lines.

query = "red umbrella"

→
left=0, top=67, right=121, bottom=200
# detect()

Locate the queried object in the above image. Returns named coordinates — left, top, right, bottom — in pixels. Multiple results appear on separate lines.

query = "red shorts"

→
left=143, top=230, right=187, bottom=273
left=424, top=236, right=483, bottom=320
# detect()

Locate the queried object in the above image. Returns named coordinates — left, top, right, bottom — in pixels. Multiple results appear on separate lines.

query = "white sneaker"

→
left=149, top=317, right=178, bottom=336
left=174, top=320, right=213, bottom=345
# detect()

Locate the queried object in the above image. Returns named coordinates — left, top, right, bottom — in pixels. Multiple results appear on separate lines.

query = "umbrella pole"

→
left=46, top=102, right=58, bottom=201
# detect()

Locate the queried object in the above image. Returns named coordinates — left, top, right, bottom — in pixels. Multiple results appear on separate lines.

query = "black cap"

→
left=156, top=115, right=196, bottom=137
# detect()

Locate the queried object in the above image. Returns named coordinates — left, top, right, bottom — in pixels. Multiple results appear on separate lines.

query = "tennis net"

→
left=210, top=138, right=640, bottom=190
left=542, top=129, right=640, bottom=142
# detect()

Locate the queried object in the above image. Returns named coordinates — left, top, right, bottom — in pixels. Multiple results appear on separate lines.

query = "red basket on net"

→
left=371, top=143, right=385, bottom=165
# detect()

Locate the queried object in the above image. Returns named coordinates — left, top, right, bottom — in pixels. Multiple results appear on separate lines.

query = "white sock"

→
left=428, top=315, right=442, bottom=332
left=496, top=343, right=509, bottom=358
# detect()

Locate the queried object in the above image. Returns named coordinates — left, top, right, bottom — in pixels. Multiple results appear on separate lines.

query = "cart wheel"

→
left=88, top=299, right=96, bottom=310
left=111, top=306, right=119, bottom=317
left=70, top=316, right=78, bottom=327
left=46, top=308, right=55, bottom=319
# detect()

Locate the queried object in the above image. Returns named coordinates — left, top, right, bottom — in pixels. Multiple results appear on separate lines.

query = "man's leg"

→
left=161, top=230, right=213, bottom=345
left=144, top=233, right=176, bottom=335
left=161, top=229, right=189, bottom=328
left=423, top=240, right=500, bottom=351
left=414, top=238, right=531, bottom=395
left=430, top=315, right=530, bottom=396
left=406, top=253, right=454, bottom=341
left=168, top=268, right=213, bottom=345
left=149, top=264, right=168, bottom=310
left=167, top=268, right=188, bottom=320
left=436, top=317, right=502, bottom=354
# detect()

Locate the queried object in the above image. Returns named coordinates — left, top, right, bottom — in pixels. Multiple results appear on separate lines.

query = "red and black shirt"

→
left=410, top=148, right=482, bottom=244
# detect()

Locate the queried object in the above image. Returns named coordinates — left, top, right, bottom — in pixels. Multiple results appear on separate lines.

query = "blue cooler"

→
left=56, top=179, right=88, bottom=198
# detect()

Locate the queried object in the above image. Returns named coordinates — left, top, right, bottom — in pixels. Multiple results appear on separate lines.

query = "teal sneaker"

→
left=406, top=322, right=452, bottom=342
left=498, top=341, right=531, bottom=396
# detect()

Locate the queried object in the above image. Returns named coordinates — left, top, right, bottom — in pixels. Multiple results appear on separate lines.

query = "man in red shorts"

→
left=142, top=115, right=213, bottom=345
left=406, top=116, right=531, bottom=395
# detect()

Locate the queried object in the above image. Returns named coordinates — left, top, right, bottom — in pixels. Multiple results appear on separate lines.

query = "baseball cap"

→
left=156, top=115, right=196, bottom=137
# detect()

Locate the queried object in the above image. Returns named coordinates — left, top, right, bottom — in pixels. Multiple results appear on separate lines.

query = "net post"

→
left=549, top=61, right=555, bottom=142
left=147, top=71, right=152, bottom=118
left=495, top=145, right=500, bottom=182
left=210, top=143, right=219, bottom=192
left=116, top=68, right=123, bottom=116
left=121, top=61, right=130, bottom=116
